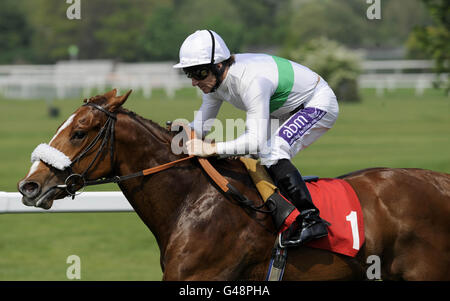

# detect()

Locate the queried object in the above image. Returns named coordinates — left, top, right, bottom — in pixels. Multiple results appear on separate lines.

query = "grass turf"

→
left=0, top=87, right=448, bottom=280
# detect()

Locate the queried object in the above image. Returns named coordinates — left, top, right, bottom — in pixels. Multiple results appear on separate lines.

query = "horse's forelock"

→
left=84, top=95, right=108, bottom=106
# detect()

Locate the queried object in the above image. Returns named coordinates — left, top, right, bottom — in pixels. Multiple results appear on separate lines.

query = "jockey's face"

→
left=190, top=70, right=216, bottom=94
left=185, top=63, right=225, bottom=94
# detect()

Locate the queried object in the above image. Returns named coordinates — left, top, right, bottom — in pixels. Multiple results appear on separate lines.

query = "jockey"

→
left=174, top=29, right=339, bottom=247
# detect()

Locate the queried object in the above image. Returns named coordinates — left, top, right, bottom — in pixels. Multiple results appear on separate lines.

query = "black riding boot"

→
left=269, top=159, right=329, bottom=247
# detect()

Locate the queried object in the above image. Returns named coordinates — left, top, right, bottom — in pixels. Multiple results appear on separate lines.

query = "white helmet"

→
left=173, top=30, right=231, bottom=69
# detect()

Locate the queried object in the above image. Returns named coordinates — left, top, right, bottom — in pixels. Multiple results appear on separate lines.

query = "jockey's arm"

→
left=215, top=78, right=271, bottom=156
left=189, top=94, right=223, bottom=139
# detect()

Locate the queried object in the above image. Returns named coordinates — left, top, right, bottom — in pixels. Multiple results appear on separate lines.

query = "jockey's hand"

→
left=186, top=139, right=217, bottom=157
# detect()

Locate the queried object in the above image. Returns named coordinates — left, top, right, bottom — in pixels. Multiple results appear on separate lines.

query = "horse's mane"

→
left=85, top=94, right=174, bottom=141
left=120, top=107, right=172, bottom=136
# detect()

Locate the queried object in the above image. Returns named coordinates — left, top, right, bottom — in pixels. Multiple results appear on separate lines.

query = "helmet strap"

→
left=207, top=30, right=216, bottom=65
left=208, top=30, right=219, bottom=92
left=206, top=30, right=226, bottom=92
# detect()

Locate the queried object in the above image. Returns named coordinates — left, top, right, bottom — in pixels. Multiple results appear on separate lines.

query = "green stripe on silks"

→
left=270, top=56, right=294, bottom=113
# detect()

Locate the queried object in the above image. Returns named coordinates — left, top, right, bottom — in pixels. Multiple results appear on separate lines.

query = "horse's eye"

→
left=72, top=131, right=86, bottom=140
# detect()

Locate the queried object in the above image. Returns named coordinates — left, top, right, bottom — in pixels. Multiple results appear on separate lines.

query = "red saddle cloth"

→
left=303, top=178, right=365, bottom=257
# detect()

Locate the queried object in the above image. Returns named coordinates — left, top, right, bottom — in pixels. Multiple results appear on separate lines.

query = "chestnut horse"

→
left=18, top=90, right=450, bottom=280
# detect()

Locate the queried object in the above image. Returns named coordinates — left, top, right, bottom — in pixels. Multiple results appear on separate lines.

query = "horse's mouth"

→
left=22, top=187, right=62, bottom=210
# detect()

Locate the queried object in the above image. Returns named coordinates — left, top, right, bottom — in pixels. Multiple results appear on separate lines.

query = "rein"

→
left=59, top=102, right=195, bottom=197
left=57, top=103, right=272, bottom=214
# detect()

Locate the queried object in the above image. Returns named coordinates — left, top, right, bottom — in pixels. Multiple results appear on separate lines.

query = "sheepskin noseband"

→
left=31, top=143, right=72, bottom=170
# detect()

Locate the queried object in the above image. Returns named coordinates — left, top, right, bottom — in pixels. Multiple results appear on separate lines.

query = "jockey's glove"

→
left=186, top=139, right=217, bottom=157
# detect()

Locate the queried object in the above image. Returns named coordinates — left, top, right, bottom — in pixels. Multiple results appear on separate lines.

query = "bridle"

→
left=57, top=102, right=194, bottom=199
left=58, top=102, right=117, bottom=197
left=47, top=102, right=272, bottom=214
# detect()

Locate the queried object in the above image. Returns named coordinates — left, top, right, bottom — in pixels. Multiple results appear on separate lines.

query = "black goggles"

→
left=183, top=66, right=210, bottom=80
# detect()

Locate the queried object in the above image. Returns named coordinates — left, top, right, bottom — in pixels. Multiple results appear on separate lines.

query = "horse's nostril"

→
left=19, top=181, right=41, bottom=198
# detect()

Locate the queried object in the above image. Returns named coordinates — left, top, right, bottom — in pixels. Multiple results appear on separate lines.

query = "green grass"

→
left=0, top=212, right=161, bottom=280
left=0, top=87, right=449, bottom=280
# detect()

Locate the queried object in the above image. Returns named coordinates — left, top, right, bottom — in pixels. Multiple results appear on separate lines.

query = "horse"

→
left=17, top=89, right=450, bottom=280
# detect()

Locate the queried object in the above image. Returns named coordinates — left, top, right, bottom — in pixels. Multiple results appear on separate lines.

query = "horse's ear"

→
left=108, top=89, right=132, bottom=112
left=104, top=89, right=118, bottom=100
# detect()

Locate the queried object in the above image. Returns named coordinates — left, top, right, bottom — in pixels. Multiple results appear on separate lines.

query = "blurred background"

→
left=0, top=0, right=448, bottom=280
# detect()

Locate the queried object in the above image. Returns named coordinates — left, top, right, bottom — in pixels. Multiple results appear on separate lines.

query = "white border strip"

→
left=0, top=191, right=133, bottom=213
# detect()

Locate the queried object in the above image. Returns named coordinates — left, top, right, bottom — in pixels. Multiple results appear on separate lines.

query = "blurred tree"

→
left=4, top=0, right=436, bottom=64
left=94, top=0, right=157, bottom=61
left=282, top=0, right=431, bottom=52
left=0, top=0, right=33, bottom=63
left=372, top=0, right=432, bottom=47
left=286, top=37, right=362, bottom=102
left=24, top=0, right=78, bottom=63
left=407, top=0, right=449, bottom=93
left=23, top=0, right=156, bottom=62
left=139, top=4, right=185, bottom=61
left=173, top=0, right=246, bottom=54
left=282, top=0, right=367, bottom=51
left=139, top=0, right=251, bottom=61
left=229, top=0, right=289, bottom=50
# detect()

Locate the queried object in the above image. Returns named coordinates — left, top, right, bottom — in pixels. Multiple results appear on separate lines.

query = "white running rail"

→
left=0, top=191, right=133, bottom=213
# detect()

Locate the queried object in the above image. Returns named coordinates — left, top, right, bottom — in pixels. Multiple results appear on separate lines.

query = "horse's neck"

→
left=113, top=113, right=198, bottom=248
left=112, top=113, right=274, bottom=275
left=114, top=112, right=181, bottom=170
